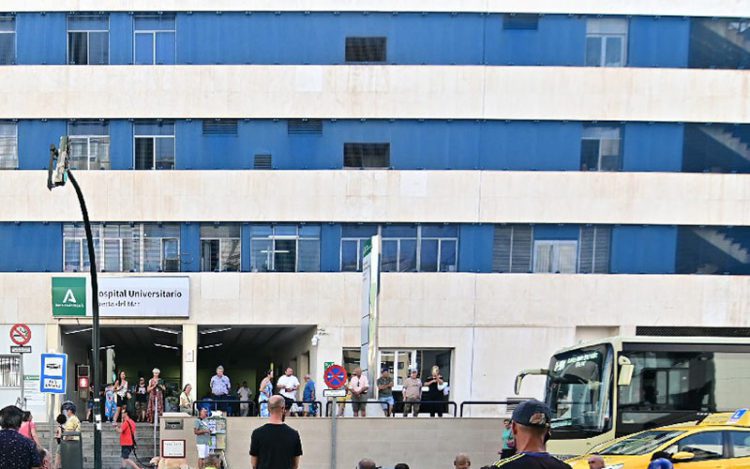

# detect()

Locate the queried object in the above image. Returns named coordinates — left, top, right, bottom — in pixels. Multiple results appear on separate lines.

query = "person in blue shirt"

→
left=302, top=374, right=316, bottom=417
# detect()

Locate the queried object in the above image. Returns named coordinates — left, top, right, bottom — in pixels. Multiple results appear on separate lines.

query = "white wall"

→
left=5, top=272, right=750, bottom=403
left=3, top=0, right=748, bottom=17
left=5, top=171, right=750, bottom=225
left=1, top=66, right=749, bottom=123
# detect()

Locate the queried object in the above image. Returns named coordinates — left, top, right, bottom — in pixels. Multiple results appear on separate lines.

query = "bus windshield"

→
left=546, top=344, right=614, bottom=437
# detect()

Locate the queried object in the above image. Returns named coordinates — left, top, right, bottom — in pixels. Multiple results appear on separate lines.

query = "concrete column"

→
left=182, top=324, right=198, bottom=400
left=45, top=323, right=60, bottom=353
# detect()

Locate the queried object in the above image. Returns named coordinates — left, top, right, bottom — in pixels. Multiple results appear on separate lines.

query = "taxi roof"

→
left=697, top=410, right=750, bottom=428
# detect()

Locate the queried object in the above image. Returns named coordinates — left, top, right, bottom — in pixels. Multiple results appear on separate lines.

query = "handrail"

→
left=192, top=399, right=323, bottom=417
left=325, top=399, right=458, bottom=418
left=459, top=400, right=518, bottom=417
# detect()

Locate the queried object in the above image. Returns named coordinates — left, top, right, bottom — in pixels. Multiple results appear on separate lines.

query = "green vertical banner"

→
left=51, top=277, right=87, bottom=317
left=360, top=235, right=381, bottom=397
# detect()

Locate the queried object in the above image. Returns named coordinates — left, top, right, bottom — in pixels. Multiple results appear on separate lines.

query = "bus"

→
left=514, top=336, right=750, bottom=457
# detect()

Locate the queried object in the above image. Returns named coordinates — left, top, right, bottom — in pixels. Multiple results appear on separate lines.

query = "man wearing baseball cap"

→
left=491, top=399, right=571, bottom=468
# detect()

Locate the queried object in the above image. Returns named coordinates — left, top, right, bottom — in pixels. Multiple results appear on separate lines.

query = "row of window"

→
left=0, top=120, right=624, bottom=171
left=62, top=223, right=460, bottom=274
left=0, top=13, right=747, bottom=69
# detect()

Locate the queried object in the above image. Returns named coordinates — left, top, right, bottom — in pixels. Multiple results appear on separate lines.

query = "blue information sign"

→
left=40, top=353, right=67, bottom=394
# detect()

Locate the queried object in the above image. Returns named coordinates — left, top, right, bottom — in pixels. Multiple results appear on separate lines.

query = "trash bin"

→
left=60, top=431, right=83, bottom=469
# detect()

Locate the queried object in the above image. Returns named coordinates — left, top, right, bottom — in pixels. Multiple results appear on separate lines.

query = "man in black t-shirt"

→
left=491, top=399, right=571, bottom=469
left=250, top=395, right=303, bottom=469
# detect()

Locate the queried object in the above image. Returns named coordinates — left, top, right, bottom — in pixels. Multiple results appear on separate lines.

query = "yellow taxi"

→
left=567, top=410, right=750, bottom=468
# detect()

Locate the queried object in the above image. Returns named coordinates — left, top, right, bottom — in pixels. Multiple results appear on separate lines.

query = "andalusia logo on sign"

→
left=52, top=277, right=86, bottom=317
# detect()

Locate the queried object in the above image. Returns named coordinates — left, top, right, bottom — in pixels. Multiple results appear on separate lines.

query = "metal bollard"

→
left=60, top=431, right=84, bottom=469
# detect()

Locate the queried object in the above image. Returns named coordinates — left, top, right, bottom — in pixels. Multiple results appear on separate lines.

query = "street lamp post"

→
left=48, top=139, right=102, bottom=469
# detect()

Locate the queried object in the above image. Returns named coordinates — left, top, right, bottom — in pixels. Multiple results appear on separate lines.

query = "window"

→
left=0, top=121, right=17, bottom=169
left=0, top=356, right=21, bottom=388
left=533, top=240, right=577, bottom=273
left=578, top=226, right=611, bottom=273
left=67, top=14, right=109, bottom=65
left=200, top=224, right=241, bottom=272
left=63, top=223, right=179, bottom=272
left=0, top=16, right=15, bottom=65
left=253, top=154, right=272, bottom=169
left=503, top=14, right=540, bottom=30
left=341, top=225, right=378, bottom=272
left=202, top=119, right=238, bottom=136
left=345, top=37, right=387, bottom=63
left=581, top=126, right=622, bottom=171
left=287, top=119, right=323, bottom=135
left=68, top=121, right=110, bottom=170
left=379, top=349, right=452, bottom=391
left=586, top=18, right=628, bottom=67
left=344, top=143, right=390, bottom=169
left=134, top=121, right=175, bottom=170
left=382, top=226, right=417, bottom=272
left=492, top=225, right=533, bottom=273
left=419, top=226, right=458, bottom=272
left=134, top=14, right=175, bottom=65
left=249, top=225, right=320, bottom=272
left=731, top=431, right=750, bottom=458
left=665, top=432, right=724, bottom=461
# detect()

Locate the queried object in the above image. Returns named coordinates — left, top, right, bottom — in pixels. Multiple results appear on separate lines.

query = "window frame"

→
left=729, top=430, right=750, bottom=459
left=533, top=240, right=578, bottom=273
left=581, top=126, right=622, bottom=171
left=132, top=15, right=176, bottom=65
left=0, top=355, right=21, bottom=388
left=250, top=225, right=321, bottom=273
left=133, top=123, right=176, bottom=170
left=0, top=120, right=18, bottom=169
left=68, top=121, right=111, bottom=170
left=0, top=15, right=17, bottom=66
left=200, top=236, right=242, bottom=272
left=66, top=15, right=110, bottom=65
left=340, top=225, right=459, bottom=273
left=585, top=18, right=628, bottom=68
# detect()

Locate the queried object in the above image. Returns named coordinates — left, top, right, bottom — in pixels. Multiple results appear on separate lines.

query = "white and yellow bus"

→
left=515, top=336, right=750, bottom=457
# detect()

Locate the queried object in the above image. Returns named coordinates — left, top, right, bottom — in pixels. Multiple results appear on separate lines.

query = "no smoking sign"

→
left=10, top=324, right=31, bottom=346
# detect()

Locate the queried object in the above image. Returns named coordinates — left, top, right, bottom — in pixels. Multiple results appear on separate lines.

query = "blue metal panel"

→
left=610, top=226, right=677, bottom=274
left=16, top=13, right=66, bottom=64
left=458, top=224, right=493, bottom=273
left=480, top=122, right=582, bottom=170
left=109, top=120, right=133, bottom=170
left=180, top=223, right=200, bottom=272
left=623, top=123, right=684, bottom=171
left=241, top=224, right=252, bottom=271
left=320, top=224, right=341, bottom=272
left=629, top=17, right=690, bottom=68
left=176, top=120, right=255, bottom=170
left=533, top=225, right=580, bottom=241
left=109, top=13, right=133, bottom=65
left=485, top=14, right=586, bottom=66
left=18, top=120, right=67, bottom=170
left=0, top=223, right=62, bottom=271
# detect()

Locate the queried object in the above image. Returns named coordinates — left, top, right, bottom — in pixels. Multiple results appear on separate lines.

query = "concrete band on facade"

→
left=1, top=0, right=749, bottom=17
left=0, top=66, right=749, bottom=123
left=5, top=171, right=750, bottom=225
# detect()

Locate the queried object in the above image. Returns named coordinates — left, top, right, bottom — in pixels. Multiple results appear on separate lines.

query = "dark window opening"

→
left=344, top=143, right=390, bottom=169
left=345, top=37, right=387, bottom=63
left=503, top=14, right=540, bottom=30
left=254, top=154, right=272, bottom=169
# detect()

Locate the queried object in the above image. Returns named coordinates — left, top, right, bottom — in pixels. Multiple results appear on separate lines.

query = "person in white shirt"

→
left=276, top=367, right=300, bottom=417
left=237, top=381, right=251, bottom=417
left=349, top=367, right=370, bottom=417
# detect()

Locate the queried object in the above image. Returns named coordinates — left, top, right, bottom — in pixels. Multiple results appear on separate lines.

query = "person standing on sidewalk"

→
left=194, top=407, right=211, bottom=469
left=349, top=368, right=369, bottom=418
left=377, top=369, right=395, bottom=417
left=302, top=375, right=316, bottom=417
left=250, top=395, right=302, bottom=469
left=210, top=366, right=231, bottom=415
left=402, top=369, right=422, bottom=417
left=276, top=368, right=300, bottom=418
left=238, top=381, right=252, bottom=417
left=117, top=408, right=139, bottom=469
left=258, top=370, right=274, bottom=418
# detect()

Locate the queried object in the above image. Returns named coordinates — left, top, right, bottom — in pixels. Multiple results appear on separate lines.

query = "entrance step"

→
left=37, top=422, right=160, bottom=469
